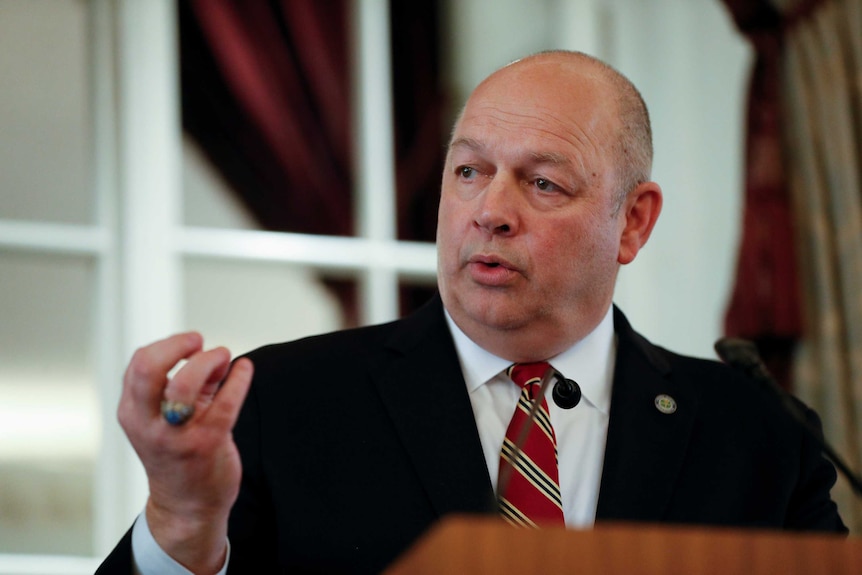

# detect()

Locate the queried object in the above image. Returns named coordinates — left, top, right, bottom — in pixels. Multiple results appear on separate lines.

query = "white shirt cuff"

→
left=131, top=509, right=230, bottom=575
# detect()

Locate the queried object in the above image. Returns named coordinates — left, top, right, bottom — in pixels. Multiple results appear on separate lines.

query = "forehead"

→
left=451, top=58, right=618, bottom=165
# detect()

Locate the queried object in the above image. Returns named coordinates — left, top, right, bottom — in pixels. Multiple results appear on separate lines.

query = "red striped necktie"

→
left=497, top=362, right=565, bottom=527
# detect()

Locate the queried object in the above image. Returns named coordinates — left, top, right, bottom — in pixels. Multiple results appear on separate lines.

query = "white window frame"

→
left=0, top=0, right=434, bottom=572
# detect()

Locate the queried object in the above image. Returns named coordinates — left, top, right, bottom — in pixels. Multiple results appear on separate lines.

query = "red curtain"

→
left=180, top=1, right=445, bottom=322
left=721, top=0, right=826, bottom=388
left=181, top=0, right=354, bottom=236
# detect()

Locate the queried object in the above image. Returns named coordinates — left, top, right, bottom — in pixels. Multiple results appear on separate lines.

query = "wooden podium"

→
left=385, top=516, right=862, bottom=574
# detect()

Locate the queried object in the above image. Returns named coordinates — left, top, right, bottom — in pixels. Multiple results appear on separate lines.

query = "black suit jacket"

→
left=97, top=295, right=845, bottom=574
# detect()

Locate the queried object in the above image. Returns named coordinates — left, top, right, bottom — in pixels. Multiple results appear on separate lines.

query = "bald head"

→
left=456, top=50, right=653, bottom=210
left=437, top=48, right=663, bottom=359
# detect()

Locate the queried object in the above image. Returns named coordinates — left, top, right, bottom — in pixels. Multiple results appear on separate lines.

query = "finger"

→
left=123, top=332, right=204, bottom=410
left=202, top=358, right=254, bottom=431
left=163, top=347, right=232, bottom=411
left=197, top=357, right=233, bottom=405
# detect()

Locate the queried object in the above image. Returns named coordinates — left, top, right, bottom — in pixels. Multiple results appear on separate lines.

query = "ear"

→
left=617, top=181, right=662, bottom=265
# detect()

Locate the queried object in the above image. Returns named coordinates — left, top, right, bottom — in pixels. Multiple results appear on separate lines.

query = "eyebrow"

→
left=448, top=136, right=483, bottom=153
left=449, top=138, right=573, bottom=168
left=528, top=151, right=572, bottom=167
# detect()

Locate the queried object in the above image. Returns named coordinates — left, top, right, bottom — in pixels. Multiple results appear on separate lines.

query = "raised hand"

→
left=118, top=332, right=253, bottom=573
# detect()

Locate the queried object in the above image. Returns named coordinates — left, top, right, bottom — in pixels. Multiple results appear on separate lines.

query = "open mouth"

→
left=467, top=255, right=518, bottom=279
left=471, top=256, right=512, bottom=269
left=467, top=256, right=518, bottom=286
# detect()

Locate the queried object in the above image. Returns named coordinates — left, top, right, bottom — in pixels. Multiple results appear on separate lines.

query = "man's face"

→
left=436, top=57, right=631, bottom=360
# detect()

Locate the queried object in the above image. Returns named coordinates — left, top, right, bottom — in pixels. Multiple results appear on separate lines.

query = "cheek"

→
left=436, top=194, right=463, bottom=269
left=437, top=178, right=458, bottom=222
left=538, top=219, right=614, bottom=285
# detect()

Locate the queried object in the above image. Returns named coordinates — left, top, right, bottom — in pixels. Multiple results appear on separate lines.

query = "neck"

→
left=447, top=306, right=610, bottom=363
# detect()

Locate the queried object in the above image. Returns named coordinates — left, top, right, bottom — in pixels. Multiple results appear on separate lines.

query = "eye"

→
left=458, top=166, right=477, bottom=179
left=534, top=177, right=560, bottom=193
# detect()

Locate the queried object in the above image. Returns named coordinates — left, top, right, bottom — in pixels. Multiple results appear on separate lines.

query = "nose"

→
left=473, top=174, right=519, bottom=236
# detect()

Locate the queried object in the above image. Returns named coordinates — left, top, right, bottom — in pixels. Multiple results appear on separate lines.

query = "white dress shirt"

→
left=445, top=306, right=615, bottom=528
left=131, top=511, right=230, bottom=575
left=132, top=305, right=617, bottom=572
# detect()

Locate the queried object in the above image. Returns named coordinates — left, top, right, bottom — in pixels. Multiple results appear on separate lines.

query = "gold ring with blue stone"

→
left=161, top=400, right=195, bottom=426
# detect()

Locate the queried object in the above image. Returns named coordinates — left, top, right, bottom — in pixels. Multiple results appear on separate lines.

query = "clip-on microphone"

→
left=552, top=370, right=581, bottom=409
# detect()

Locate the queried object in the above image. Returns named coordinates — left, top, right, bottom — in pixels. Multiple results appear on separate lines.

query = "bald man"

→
left=98, top=51, right=845, bottom=575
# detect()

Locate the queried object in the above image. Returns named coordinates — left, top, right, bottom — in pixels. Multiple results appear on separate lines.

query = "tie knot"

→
left=507, top=362, right=551, bottom=390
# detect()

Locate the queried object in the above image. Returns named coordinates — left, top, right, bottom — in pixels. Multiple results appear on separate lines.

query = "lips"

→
left=469, top=254, right=516, bottom=270
left=466, top=254, right=520, bottom=285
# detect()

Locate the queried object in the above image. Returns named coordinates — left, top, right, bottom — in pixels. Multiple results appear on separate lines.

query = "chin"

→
left=442, top=280, right=532, bottom=326
left=462, top=299, right=531, bottom=331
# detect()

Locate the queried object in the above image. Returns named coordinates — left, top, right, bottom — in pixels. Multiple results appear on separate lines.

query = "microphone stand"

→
left=715, top=337, right=862, bottom=498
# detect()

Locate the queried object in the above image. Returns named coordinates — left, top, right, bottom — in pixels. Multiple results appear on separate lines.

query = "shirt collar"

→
left=444, top=306, right=616, bottom=415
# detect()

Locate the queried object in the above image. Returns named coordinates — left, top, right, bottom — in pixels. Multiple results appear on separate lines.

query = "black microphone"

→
left=714, top=337, right=862, bottom=498
left=552, top=370, right=581, bottom=409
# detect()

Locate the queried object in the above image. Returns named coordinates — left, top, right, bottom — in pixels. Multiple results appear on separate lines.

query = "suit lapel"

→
left=596, top=308, right=700, bottom=522
left=368, top=300, right=700, bottom=523
left=371, top=296, right=496, bottom=518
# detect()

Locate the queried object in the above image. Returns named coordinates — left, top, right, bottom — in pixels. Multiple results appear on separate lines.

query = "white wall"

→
left=610, top=0, right=752, bottom=360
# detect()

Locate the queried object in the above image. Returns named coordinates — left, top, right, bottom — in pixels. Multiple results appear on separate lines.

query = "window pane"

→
left=0, top=0, right=92, bottom=224
left=0, top=251, right=96, bottom=555
left=183, top=258, right=345, bottom=357
left=182, top=138, right=261, bottom=230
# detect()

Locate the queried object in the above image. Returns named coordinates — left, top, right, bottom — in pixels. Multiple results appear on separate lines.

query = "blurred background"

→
left=1, top=0, right=860, bottom=572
